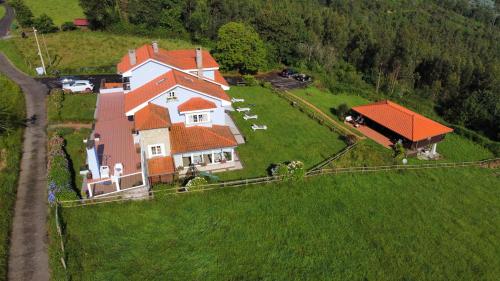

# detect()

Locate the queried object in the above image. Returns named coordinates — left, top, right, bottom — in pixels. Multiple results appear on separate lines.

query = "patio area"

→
left=346, top=122, right=393, bottom=148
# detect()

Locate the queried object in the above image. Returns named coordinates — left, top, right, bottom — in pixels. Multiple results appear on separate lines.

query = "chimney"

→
left=128, top=49, right=136, bottom=65
left=86, top=139, right=100, bottom=179
left=196, top=47, right=203, bottom=79
left=152, top=41, right=159, bottom=54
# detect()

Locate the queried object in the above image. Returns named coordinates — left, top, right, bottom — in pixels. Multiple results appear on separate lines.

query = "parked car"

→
left=62, top=80, right=94, bottom=93
left=294, top=73, right=312, bottom=82
left=280, top=68, right=298, bottom=78
left=59, top=76, right=78, bottom=85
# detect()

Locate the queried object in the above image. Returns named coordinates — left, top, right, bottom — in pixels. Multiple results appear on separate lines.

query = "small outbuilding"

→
left=73, top=18, right=89, bottom=28
left=351, top=100, right=453, bottom=156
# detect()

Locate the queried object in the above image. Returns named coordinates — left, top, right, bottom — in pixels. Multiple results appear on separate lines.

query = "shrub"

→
left=47, top=135, right=77, bottom=201
left=185, top=177, right=208, bottom=191
left=33, top=14, right=59, bottom=33
left=8, top=0, right=33, bottom=27
left=48, top=89, right=64, bottom=121
left=343, top=134, right=357, bottom=146
left=243, top=75, right=258, bottom=86
left=393, top=142, right=405, bottom=159
left=271, top=160, right=305, bottom=181
left=61, top=21, right=77, bottom=31
left=336, top=103, right=350, bottom=120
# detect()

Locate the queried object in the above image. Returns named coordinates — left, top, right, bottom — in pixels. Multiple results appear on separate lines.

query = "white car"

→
left=62, top=80, right=94, bottom=93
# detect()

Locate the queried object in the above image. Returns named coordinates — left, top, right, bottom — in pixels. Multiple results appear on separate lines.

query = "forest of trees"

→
left=79, top=0, right=499, bottom=141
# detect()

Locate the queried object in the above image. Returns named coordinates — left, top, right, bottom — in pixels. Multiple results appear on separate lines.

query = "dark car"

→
left=294, top=73, right=312, bottom=82
left=280, top=68, right=298, bottom=78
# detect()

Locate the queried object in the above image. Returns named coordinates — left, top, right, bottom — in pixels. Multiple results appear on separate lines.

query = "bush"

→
left=61, top=21, right=77, bottom=31
left=33, top=14, right=59, bottom=33
left=8, top=0, right=33, bottom=27
left=243, top=75, right=258, bottom=86
left=185, top=177, right=208, bottom=191
left=271, top=160, right=305, bottom=181
left=393, top=142, right=405, bottom=159
left=47, top=135, right=77, bottom=201
left=343, top=134, right=357, bottom=146
left=336, top=103, right=350, bottom=120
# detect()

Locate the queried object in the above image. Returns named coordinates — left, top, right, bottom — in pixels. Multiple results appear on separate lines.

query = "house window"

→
left=187, top=112, right=210, bottom=124
left=148, top=144, right=164, bottom=157
left=192, top=154, right=203, bottom=165
left=166, top=91, right=177, bottom=102
left=123, top=76, right=131, bottom=91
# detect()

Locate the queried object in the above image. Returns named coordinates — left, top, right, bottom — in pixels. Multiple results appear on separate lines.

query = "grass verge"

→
left=55, top=167, right=500, bottom=280
left=0, top=74, right=25, bottom=280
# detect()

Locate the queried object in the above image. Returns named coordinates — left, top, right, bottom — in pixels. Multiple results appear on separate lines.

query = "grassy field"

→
left=54, top=167, right=500, bottom=280
left=4, top=30, right=194, bottom=74
left=48, top=93, right=97, bottom=123
left=0, top=75, right=25, bottom=280
left=218, top=86, right=347, bottom=180
left=0, top=40, right=33, bottom=75
left=0, top=5, right=5, bottom=20
left=24, top=0, right=84, bottom=26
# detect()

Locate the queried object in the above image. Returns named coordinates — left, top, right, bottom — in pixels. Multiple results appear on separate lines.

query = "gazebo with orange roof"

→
left=351, top=100, right=453, bottom=155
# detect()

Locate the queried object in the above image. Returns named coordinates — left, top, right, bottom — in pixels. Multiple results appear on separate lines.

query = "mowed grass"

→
left=24, top=0, right=84, bottom=25
left=56, top=168, right=500, bottom=280
left=0, top=5, right=5, bottom=19
left=218, top=86, right=346, bottom=180
left=9, top=30, right=194, bottom=74
left=48, top=93, right=97, bottom=123
left=0, top=75, right=25, bottom=280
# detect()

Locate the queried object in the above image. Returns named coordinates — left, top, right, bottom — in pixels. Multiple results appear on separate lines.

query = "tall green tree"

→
left=214, top=22, right=267, bottom=73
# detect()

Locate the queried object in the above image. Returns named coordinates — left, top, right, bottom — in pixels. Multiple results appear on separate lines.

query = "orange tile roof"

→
left=148, top=156, right=175, bottom=176
left=352, top=100, right=453, bottom=141
left=178, top=97, right=217, bottom=112
left=117, top=44, right=219, bottom=73
left=124, top=69, right=230, bottom=113
left=170, top=123, right=237, bottom=154
left=135, top=103, right=171, bottom=131
left=213, top=70, right=229, bottom=87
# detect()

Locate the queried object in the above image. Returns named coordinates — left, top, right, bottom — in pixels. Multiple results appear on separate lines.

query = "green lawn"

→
left=54, top=167, right=500, bottom=280
left=0, top=39, right=33, bottom=75
left=6, top=30, right=194, bottom=74
left=218, top=86, right=347, bottom=180
left=48, top=93, right=97, bottom=123
left=0, top=75, right=25, bottom=280
left=24, top=0, right=84, bottom=26
left=0, top=5, right=5, bottom=20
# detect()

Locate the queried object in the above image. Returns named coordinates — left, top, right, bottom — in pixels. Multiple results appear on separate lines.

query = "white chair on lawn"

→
left=236, top=107, right=251, bottom=112
left=251, top=124, right=267, bottom=131
left=243, top=114, right=258, bottom=120
left=231, top=98, right=245, bottom=103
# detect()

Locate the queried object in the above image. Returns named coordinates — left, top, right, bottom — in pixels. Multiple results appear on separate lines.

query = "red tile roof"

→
left=178, top=97, right=216, bottom=112
left=73, top=18, right=89, bottom=26
left=94, top=92, right=141, bottom=175
left=124, top=69, right=230, bottom=114
left=135, top=103, right=171, bottom=131
left=213, top=70, right=229, bottom=87
left=352, top=100, right=453, bottom=141
left=117, top=44, right=219, bottom=73
left=148, top=156, right=175, bottom=176
left=170, top=123, right=237, bottom=154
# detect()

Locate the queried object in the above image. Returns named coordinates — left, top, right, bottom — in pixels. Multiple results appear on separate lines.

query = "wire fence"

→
left=58, top=157, right=499, bottom=208
left=54, top=203, right=67, bottom=271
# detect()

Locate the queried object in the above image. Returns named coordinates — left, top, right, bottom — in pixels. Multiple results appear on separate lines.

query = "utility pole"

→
left=32, top=27, right=46, bottom=75
left=41, top=33, right=51, bottom=66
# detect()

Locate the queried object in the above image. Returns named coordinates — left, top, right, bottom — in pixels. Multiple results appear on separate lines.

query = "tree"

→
left=214, top=22, right=267, bottom=73
left=79, top=0, right=120, bottom=30
left=61, top=21, right=77, bottom=31
left=8, top=0, right=33, bottom=27
left=33, top=14, right=58, bottom=33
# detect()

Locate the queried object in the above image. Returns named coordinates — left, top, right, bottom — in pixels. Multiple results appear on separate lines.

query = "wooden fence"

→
left=58, top=158, right=499, bottom=208
left=308, top=142, right=358, bottom=172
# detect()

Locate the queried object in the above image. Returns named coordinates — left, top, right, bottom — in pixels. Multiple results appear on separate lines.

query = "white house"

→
left=84, top=43, right=242, bottom=197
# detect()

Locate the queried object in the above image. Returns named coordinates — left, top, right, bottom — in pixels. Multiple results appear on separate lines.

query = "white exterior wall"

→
left=172, top=147, right=235, bottom=168
left=150, top=86, right=227, bottom=126
left=203, top=70, right=215, bottom=80
left=130, top=61, right=172, bottom=90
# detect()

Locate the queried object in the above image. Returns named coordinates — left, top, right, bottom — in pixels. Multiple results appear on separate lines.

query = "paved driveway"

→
left=0, top=1, right=14, bottom=38
left=0, top=54, right=49, bottom=281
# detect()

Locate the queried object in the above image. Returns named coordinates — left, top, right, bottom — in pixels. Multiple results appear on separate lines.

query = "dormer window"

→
left=167, top=91, right=177, bottom=102
left=186, top=112, right=210, bottom=125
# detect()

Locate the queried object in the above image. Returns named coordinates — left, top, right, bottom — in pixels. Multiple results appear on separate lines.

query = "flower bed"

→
left=47, top=135, right=78, bottom=202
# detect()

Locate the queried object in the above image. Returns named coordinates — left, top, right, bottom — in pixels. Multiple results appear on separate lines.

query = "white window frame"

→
left=148, top=144, right=165, bottom=157
left=166, top=91, right=177, bottom=102
left=186, top=112, right=211, bottom=125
